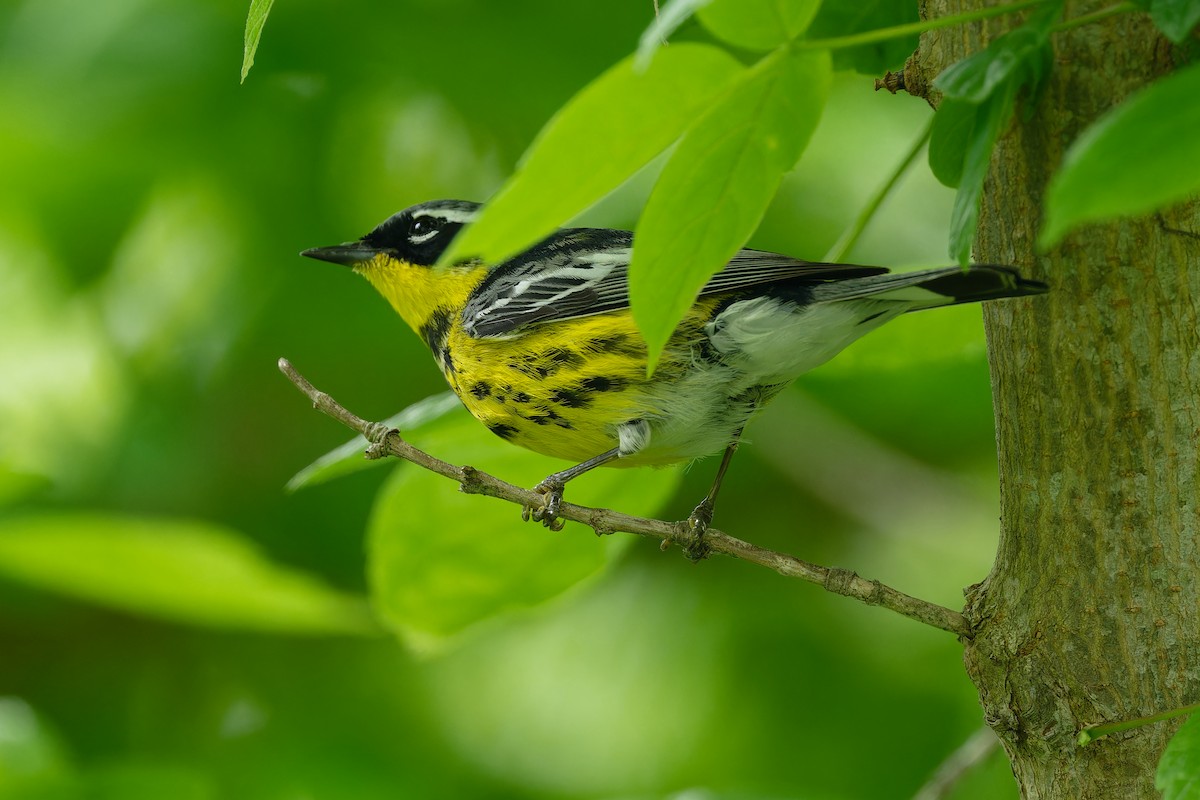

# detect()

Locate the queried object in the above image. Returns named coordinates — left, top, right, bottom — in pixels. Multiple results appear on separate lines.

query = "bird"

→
left=302, top=199, right=1046, bottom=549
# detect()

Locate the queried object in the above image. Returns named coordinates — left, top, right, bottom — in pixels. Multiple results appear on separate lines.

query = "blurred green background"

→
left=0, top=1, right=1018, bottom=797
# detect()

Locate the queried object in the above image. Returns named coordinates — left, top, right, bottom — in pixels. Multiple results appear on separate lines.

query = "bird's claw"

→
left=682, top=499, right=714, bottom=562
left=523, top=480, right=566, bottom=531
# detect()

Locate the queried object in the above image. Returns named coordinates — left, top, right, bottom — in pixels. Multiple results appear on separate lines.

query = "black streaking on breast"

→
left=549, top=387, right=593, bottom=408
left=525, top=408, right=573, bottom=429
left=487, top=422, right=518, bottom=440
left=579, top=375, right=627, bottom=393
left=587, top=333, right=642, bottom=357
left=418, top=307, right=453, bottom=352
left=507, top=346, right=583, bottom=379
left=419, top=306, right=455, bottom=373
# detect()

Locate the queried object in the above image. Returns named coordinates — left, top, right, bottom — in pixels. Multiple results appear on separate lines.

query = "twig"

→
left=279, top=358, right=971, bottom=638
left=913, top=727, right=1000, bottom=800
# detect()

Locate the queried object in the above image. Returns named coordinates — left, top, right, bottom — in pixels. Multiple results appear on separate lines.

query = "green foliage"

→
left=1041, top=59, right=1200, bottom=247
left=635, top=0, right=714, bottom=69
left=453, top=0, right=839, bottom=367
left=443, top=44, right=745, bottom=267
left=1149, top=0, right=1200, bottom=41
left=1158, top=714, right=1200, bottom=799
left=630, top=47, right=832, bottom=369
left=929, top=1, right=1060, bottom=264
left=0, top=514, right=377, bottom=634
left=367, top=411, right=679, bottom=646
left=286, top=391, right=461, bottom=491
left=807, top=0, right=920, bottom=73
left=240, top=0, right=274, bottom=83
left=697, top=0, right=822, bottom=51
left=5, top=0, right=1169, bottom=795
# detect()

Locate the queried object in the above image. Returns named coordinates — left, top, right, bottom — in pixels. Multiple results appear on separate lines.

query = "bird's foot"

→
left=522, top=479, right=566, bottom=531
left=362, top=422, right=399, bottom=459
left=681, top=499, right=714, bottom=562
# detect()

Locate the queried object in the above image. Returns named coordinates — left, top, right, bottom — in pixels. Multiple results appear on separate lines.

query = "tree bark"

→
left=914, top=3, right=1200, bottom=797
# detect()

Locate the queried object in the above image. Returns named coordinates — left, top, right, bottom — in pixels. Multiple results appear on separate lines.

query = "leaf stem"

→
left=824, top=117, right=934, bottom=263
left=1051, top=1, right=1138, bottom=32
left=800, top=0, right=1049, bottom=51
left=1078, top=701, right=1200, bottom=746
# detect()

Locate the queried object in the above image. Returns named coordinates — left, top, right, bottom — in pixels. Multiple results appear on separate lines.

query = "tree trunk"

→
left=914, top=3, right=1200, bottom=798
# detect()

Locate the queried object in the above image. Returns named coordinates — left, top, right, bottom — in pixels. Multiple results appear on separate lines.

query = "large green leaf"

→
left=0, top=514, right=377, bottom=634
left=928, top=98, right=977, bottom=189
left=1150, top=0, right=1200, bottom=42
left=929, top=2, right=1059, bottom=263
left=1041, top=60, right=1200, bottom=248
left=697, top=0, right=822, bottom=51
left=932, top=2, right=1060, bottom=104
left=1158, top=714, right=1200, bottom=800
left=948, top=83, right=1017, bottom=266
left=806, top=0, right=918, bottom=74
left=367, top=413, right=682, bottom=648
left=630, top=47, right=832, bottom=370
left=240, top=0, right=274, bottom=83
left=442, top=44, right=744, bottom=267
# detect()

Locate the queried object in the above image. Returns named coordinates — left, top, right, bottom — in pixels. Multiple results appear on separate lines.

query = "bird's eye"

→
left=409, top=216, right=438, bottom=240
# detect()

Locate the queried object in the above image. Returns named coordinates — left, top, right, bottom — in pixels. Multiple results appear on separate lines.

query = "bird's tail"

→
left=810, top=265, right=1047, bottom=309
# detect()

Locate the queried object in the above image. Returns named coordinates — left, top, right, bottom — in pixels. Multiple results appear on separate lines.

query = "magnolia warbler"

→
left=303, top=199, right=1046, bottom=542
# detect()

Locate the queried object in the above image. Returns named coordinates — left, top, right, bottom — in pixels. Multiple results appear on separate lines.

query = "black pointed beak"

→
left=300, top=242, right=380, bottom=266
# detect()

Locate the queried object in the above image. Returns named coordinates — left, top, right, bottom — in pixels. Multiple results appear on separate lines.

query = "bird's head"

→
left=302, top=199, right=485, bottom=332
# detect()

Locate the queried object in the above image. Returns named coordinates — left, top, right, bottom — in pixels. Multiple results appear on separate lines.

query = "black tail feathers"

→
left=809, top=264, right=1046, bottom=307
left=915, top=264, right=1048, bottom=306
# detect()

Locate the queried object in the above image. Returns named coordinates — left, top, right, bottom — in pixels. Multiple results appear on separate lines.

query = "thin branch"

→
left=913, top=727, right=1001, bottom=800
left=279, top=358, right=971, bottom=638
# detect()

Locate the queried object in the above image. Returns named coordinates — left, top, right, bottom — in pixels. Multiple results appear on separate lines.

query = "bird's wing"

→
left=461, top=228, right=889, bottom=338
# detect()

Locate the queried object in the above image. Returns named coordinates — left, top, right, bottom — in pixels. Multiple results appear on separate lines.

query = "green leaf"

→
left=443, top=44, right=744, bottom=267
left=1150, top=0, right=1200, bottom=42
left=367, top=413, right=682, bottom=648
left=630, top=47, right=832, bottom=371
left=240, top=0, right=275, bottom=83
left=933, top=1, right=1061, bottom=103
left=697, top=0, right=821, bottom=51
left=1158, top=714, right=1200, bottom=800
left=931, top=2, right=1059, bottom=263
left=806, top=0, right=918, bottom=74
left=287, top=391, right=461, bottom=491
left=1041, top=60, right=1200, bottom=248
left=0, top=514, right=377, bottom=635
left=948, top=82, right=1017, bottom=265
left=928, top=98, right=978, bottom=189
left=635, top=0, right=715, bottom=71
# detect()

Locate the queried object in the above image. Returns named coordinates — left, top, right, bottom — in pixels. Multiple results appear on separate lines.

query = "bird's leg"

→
left=683, top=429, right=743, bottom=561
left=523, top=447, right=621, bottom=531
